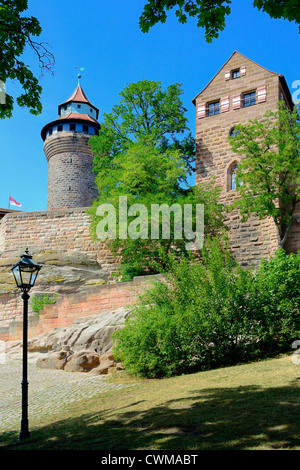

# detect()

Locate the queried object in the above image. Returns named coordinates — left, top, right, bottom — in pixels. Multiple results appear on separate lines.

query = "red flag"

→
left=9, top=196, right=22, bottom=207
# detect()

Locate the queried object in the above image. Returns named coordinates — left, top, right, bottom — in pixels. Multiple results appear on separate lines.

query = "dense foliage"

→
left=230, top=102, right=300, bottom=249
left=113, top=241, right=300, bottom=378
left=0, top=0, right=54, bottom=118
left=88, top=80, right=226, bottom=278
left=139, top=0, right=300, bottom=41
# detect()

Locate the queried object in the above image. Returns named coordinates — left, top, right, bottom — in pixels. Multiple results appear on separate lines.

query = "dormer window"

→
left=225, top=66, right=246, bottom=81
left=208, top=101, right=220, bottom=116
left=77, top=104, right=81, bottom=109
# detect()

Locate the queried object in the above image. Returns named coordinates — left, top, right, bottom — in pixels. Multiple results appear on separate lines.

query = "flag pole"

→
left=8, top=194, right=10, bottom=210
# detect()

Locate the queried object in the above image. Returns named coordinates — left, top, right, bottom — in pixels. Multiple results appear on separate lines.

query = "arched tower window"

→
left=226, top=161, right=240, bottom=192
left=230, top=164, right=238, bottom=190
left=230, top=127, right=240, bottom=138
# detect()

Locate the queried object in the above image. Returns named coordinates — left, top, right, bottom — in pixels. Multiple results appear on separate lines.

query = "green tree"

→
left=88, top=80, right=225, bottom=277
left=229, top=102, right=300, bottom=249
left=0, top=0, right=55, bottom=119
left=90, top=79, right=195, bottom=175
left=139, top=0, right=300, bottom=42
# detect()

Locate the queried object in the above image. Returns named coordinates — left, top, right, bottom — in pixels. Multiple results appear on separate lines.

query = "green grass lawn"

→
left=1, top=353, right=299, bottom=450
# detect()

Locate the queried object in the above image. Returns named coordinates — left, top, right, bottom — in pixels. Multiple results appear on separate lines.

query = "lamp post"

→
left=11, top=249, right=42, bottom=440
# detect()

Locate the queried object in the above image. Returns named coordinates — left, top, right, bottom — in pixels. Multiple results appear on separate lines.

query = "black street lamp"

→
left=11, top=249, right=42, bottom=440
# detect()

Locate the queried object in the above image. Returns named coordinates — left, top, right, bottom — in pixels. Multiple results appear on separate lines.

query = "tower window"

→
left=231, top=164, right=238, bottom=190
left=83, top=125, right=89, bottom=133
left=70, top=123, right=76, bottom=131
left=90, top=108, right=93, bottom=113
left=57, top=125, right=63, bottom=132
left=243, top=91, right=256, bottom=107
left=94, top=128, right=99, bottom=136
left=228, top=163, right=242, bottom=191
left=230, top=127, right=240, bottom=138
left=208, top=101, right=220, bottom=116
left=48, top=128, right=53, bottom=136
left=232, top=69, right=240, bottom=79
left=77, top=104, right=81, bottom=109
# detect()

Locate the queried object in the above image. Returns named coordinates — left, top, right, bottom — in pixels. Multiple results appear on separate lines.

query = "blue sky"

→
left=1, top=0, right=300, bottom=212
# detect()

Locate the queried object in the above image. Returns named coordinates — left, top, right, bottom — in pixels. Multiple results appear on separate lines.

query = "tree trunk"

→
left=275, top=217, right=293, bottom=250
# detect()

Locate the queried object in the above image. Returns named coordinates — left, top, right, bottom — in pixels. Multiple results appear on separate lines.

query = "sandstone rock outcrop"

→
left=7, top=306, right=129, bottom=374
left=0, top=249, right=109, bottom=297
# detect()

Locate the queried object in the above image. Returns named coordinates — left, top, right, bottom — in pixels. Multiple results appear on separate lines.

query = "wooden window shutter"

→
left=232, top=93, right=241, bottom=110
left=225, top=70, right=231, bottom=81
left=221, top=95, right=230, bottom=112
left=197, top=102, right=206, bottom=119
left=257, top=86, right=267, bottom=103
left=240, top=66, right=246, bottom=76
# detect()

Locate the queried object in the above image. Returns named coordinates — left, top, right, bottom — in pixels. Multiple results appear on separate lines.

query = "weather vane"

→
left=74, top=66, right=85, bottom=85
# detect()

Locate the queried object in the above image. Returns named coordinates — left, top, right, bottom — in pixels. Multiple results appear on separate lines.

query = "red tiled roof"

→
left=41, top=113, right=100, bottom=141
left=59, top=85, right=99, bottom=114
left=57, top=112, right=99, bottom=124
left=61, top=85, right=92, bottom=105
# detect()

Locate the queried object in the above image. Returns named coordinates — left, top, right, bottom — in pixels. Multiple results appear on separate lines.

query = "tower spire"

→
left=75, top=66, right=85, bottom=86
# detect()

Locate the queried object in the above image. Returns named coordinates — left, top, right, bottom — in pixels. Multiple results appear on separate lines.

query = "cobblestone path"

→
left=0, top=357, right=133, bottom=434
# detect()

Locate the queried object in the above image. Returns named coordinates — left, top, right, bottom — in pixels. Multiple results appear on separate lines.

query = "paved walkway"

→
left=0, top=356, right=133, bottom=434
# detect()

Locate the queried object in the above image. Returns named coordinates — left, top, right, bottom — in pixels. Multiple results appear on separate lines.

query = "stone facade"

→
left=41, top=83, right=100, bottom=210
left=44, top=132, right=98, bottom=210
left=193, top=51, right=295, bottom=266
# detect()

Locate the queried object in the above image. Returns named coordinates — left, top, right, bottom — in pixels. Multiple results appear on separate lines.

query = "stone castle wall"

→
left=0, top=206, right=121, bottom=329
left=0, top=207, right=106, bottom=262
left=0, top=207, right=116, bottom=271
left=0, top=275, right=161, bottom=342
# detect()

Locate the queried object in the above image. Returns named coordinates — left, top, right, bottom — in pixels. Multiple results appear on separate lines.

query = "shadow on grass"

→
left=1, top=382, right=300, bottom=450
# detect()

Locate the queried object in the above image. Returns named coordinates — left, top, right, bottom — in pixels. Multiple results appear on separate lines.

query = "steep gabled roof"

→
left=192, top=51, right=283, bottom=105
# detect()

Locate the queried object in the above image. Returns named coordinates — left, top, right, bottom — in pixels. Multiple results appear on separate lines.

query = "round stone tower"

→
left=41, top=80, right=100, bottom=210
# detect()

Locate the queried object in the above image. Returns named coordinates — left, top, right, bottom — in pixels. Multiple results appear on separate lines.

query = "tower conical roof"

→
left=58, top=84, right=99, bottom=119
left=41, top=82, right=100, bottom=141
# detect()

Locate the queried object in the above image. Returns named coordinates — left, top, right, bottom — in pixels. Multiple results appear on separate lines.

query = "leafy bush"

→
left=113, top=242, right=300, bottom=378
left=31, top=293, right=58, bottom=315
left=253, top=249, right=300, bottom=351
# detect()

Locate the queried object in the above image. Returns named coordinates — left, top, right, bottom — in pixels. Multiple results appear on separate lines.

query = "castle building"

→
left=193, top=51, right=298, bottom=266
left=1, top=52, right=300, bottom=338
left=41, top=78, right=100, bottom=210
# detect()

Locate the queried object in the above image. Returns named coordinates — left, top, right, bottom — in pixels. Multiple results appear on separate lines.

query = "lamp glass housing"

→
left=11, top=249, right=41, bottom=290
